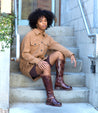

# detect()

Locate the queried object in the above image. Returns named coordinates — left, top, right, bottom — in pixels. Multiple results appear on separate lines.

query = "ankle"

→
left=47, top=96, right=55, bottom=99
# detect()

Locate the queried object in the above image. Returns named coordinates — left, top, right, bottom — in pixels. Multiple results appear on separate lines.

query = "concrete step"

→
left=45, top=26, right=74, bottom=36
left=10, top=87, right=89, bottom=103
left=18, top=26, right=74, bottom=42
left=10, top=72, right=85, bottom=88
left=9, top=103, right=98, bottom=113
left=10, top=59, right=82, bottom=73
left=52, top=59, right=82, bottom=73
left=18, top=26, right=31, bottom=39
left=67, top=47, right=79, bottom=58
left=52, top=36, right=77, bottom=47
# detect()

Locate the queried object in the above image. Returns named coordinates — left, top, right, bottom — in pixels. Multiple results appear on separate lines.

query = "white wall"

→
left=0, top=48, right=10, bottom=112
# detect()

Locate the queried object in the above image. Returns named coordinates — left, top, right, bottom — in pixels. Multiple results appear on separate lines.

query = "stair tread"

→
left=11, top=71, right=85, bottom=76
left=10, top=87, right=88, bottom=91
left=10, top=86, right=89, bottom=103
left=9, top=103, right=98, bottom=113
left=10, top=71, right=85, bottom=88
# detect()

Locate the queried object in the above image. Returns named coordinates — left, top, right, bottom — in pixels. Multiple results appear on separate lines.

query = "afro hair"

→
left=28, top=8, right=55, bottom=29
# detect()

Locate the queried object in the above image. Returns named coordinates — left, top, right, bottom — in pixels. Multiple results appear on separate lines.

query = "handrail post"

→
left=11, top=0, right=20, bottom=62
left=15, top=0, right=20, bottom=62
left=95, top=34, right=98, bottom=58
left=16, top=34, right=20, bottom=62
left=14, top=0, right=18, bottom=35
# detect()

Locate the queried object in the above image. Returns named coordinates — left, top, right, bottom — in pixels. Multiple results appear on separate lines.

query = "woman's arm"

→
left=48, top=36, right=73, bottom=58
left=48, top=36, right=77, bottom=67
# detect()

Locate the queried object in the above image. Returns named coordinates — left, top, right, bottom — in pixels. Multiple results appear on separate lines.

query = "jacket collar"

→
left=33, top=28, right=46, bottom=37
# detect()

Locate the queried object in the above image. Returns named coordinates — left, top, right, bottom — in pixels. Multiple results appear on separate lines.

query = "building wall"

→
left=61, top=0, right=95, bottom=74
left=61, top=0, right=98, bottom=107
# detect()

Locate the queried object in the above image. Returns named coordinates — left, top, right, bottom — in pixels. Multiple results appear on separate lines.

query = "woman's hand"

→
left=37, top=60, right=49, bottom=70
left=71, top=54, right=77, bottom=67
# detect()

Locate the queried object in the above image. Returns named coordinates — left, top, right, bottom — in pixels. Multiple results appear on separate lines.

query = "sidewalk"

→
left=9, top=103, right=98, bottom=113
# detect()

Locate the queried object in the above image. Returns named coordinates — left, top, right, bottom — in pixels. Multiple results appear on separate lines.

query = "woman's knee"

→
left=55, top=51, right=64, bottom=59
left=36, top=63, right=51, bottom=76
left=37, top=62, right=51, bottom=71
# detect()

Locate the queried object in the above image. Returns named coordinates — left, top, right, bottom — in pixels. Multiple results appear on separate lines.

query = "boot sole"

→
left=46, top=102, right=62, bottom=107
left=55, top=86, right=72, bottom=90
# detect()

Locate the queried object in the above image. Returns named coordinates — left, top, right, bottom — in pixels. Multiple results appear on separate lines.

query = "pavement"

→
left=9, top=103, right=98, bottom=113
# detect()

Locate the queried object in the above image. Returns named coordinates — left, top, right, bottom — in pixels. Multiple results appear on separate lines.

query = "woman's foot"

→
left=41, top=75, right=62, bottom=107
left=55, top=78, right=72, bottom=90
left=46, top=96, right=62, bottom=107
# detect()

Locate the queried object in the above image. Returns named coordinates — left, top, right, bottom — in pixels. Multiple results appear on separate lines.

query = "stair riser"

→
left=45, top=26, right=74, bottom=36
left=52, top=36, right=76, bottom=47
left=10, top=88, right=89, bottom=103
left=52, top=60, right=82, bottom=73
left=18, top=26, right=74, bottom=38
left=10, top=73, right=85, bottom=88
left=68, top=48, right=79, bottom=58
left=10, top=60, right=82, bottom=73
left=15, top=35, right=77, bottom=46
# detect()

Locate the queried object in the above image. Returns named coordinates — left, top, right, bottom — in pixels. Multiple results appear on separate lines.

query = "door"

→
left=18, top=0, right=61, bottom=25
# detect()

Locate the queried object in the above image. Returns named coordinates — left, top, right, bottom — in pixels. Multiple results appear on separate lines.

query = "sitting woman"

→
left=20, top=8, right=77, bottom=107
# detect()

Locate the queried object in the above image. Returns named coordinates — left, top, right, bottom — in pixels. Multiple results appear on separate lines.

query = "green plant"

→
left=0, top=13, right=15, bottom=51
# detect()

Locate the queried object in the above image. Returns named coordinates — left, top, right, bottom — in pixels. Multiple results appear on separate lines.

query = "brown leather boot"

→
left=55, top=59, right=72, bottom=90
left=41, top=75, right=62, bottom=107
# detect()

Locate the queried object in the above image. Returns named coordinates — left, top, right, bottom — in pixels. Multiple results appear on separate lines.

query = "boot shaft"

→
left=41, top=75, right=62, bottom=106
left=55, top=59, right=72, bottom=90
left=41, top=76, right=54, bottom=98
left=55, top=59, right=65, bottom=77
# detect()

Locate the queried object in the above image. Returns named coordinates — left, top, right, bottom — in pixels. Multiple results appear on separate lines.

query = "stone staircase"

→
left=10, top=26, right=89, bottom=104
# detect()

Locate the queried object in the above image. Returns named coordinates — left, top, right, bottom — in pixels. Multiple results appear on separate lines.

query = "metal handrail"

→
left=11, top=0, right=20, bottom=62
left=78, top=0, right=96, bottom=38
left=78, top=0, right=98, bottom=73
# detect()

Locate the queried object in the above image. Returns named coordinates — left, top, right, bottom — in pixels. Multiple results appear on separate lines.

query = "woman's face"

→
left=36, top=16, right=47, bottom=31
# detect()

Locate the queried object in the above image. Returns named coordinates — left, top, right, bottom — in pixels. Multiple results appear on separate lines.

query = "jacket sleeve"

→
left=48, top=36, right=74, bottom=58
left=21, top=35, right=41, bottom=64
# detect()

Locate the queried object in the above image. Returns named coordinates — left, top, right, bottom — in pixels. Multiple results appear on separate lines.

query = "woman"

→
left=20, top=8, right=77, bottom=107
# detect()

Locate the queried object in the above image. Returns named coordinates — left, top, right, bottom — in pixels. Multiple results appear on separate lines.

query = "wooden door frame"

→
left=55, top=0, right=61, bottom=26
left=18, top=0, right=56, bottom=26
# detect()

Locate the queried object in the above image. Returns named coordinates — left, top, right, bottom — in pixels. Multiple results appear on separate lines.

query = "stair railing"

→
left=11, top=0, right=20, bottom=62
left=78, top=0, right=98, bottom=73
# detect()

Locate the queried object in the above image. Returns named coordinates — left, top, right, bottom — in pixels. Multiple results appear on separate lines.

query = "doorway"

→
left=18, top=0, right=61, bottom=26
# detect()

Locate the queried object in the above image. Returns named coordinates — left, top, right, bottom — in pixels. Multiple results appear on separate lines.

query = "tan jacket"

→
left=19, top=28, right=73, bottom=79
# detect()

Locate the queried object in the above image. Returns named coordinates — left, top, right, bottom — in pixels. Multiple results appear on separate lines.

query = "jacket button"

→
left=34, top=43, right=36, bottom=45
left=41, top=49, right=43, bottom=52
left=41, top=41, right=43, bottom=43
